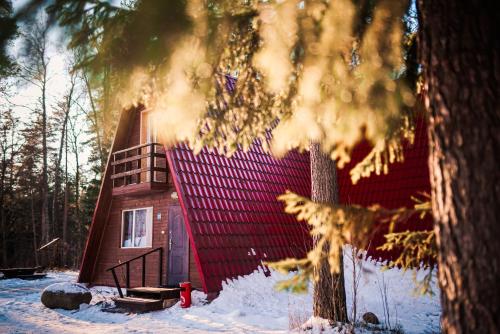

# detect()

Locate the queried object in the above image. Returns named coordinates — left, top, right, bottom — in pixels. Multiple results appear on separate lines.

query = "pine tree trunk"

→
left=1, top=199, right=7, bottom=267
left=310, top=142, right=348, bottom=323
left=41, top=66, right=49, bottom=246
left=0, top=160, right=7, bottom=267
left=52, top=98, right=71, bottom=250
left=74, top=143, right=81, bottom=268
left=62, top=129, right=69, bottom=267
left=418, top=1, right=500, bottom=333
left=31, top=189, right=39, bottom=267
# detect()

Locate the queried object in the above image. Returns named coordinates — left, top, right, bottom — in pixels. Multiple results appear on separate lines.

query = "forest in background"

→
left=1, top=1, right=498, bottom=332
left=0, top=14, right=119, bottom=269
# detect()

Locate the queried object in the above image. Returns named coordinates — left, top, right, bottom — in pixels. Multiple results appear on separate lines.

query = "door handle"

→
left=169, top=237, right=172, bottom=251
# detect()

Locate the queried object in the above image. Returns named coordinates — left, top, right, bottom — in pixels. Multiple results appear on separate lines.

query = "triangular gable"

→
left=78, top=108, right=137, bottom=283
left=167, top=142, right=311, bottom=292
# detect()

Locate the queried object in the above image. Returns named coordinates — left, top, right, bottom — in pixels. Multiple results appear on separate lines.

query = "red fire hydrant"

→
left=179, top=282, right=192, bottom=308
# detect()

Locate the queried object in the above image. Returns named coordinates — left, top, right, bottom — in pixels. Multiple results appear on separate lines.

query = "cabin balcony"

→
left=111, top=143, right=169, bottom=196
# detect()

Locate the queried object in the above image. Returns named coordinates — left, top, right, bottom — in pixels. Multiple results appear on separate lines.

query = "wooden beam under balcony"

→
left=112, top=181, right=170, bottom=197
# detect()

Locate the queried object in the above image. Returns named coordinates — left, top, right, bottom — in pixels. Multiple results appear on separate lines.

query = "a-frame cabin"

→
left=77, top=105, right=312, bottom=296
left=78, top=99, right=432, bottom=307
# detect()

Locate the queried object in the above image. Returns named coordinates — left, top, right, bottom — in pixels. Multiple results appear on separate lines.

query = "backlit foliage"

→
left=349, top=114, right=415, bottom=184
left=378, top=195, right=437, bottom=295
left=30, top=0, right=416, bottom=179
left=379, top=230, right=436, bottom=295
left=270, top=191, right=435, bottom=293
left=0, top=0, right=17, bottom=77
left=150, top=0, right=415, bottom=181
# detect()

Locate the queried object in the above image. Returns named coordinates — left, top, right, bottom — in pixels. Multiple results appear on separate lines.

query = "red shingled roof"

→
left=167, top=117, right=432, bottom=292
left=337, top=117, right=433, bottom=262
left=167, top=143, right=311, bottom=292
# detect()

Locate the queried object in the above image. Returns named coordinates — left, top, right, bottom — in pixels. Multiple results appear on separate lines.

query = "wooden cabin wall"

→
left=92, top=191, right=171, bottom=286
left=89, top=108, right=203, bottom=290
left=127, top=111, right=141, bottom=147
left=91, top=190, right=203, bottom=289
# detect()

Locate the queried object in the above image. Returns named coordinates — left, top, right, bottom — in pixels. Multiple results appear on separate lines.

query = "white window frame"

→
left=120, top=207, right=153, bottom=249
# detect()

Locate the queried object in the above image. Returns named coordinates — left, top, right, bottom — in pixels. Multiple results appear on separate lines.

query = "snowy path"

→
left=0, top=252, right=441, bottom=333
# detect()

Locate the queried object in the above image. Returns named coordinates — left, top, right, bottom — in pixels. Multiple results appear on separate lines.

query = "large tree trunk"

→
left=418, top=1, right=500, bottom=333
left=310, top=142, right=348, bottom=323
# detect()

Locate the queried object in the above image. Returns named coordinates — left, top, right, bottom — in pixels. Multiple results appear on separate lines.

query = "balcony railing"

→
left=111, top=143, right=168, bottom=196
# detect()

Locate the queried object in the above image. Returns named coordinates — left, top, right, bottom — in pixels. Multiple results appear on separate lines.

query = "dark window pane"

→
left=122, top=211, right=134, bottom=247
left=134, top=209, right=147, bottom=247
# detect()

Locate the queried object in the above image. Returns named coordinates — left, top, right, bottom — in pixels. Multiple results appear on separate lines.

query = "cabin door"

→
left=167, top=206, right=189, bottom=286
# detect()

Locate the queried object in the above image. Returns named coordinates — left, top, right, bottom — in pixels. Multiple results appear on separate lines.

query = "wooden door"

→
left=167, top=206, right=189, bottom=286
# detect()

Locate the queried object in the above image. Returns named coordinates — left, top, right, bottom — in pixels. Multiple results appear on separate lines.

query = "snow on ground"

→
left=43, top=282, right=90, bottom=294
left=0, top=251, right=440, bottom=334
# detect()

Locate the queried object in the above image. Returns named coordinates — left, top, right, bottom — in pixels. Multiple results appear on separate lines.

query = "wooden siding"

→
left=91, top=190, right=203, bottom=288
left=92, top=191, right=174, bottom=286
left=127, top=111, right=141, bottom=147
left=81, top=107, right=202, bottom=289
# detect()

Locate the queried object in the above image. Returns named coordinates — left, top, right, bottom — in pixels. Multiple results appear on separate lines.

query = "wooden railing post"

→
left=150, top=143, right=154, bottom=183
left=106, top=247, right=164, bottom=293
left=111, top=269, right=124, bottom=298
left=112, top=153, right=116, bottom=188
left=124, top=151, right=127, bottom=186
left=137, top=146, right=141, bottom=184
left=158, top=247, right=163, bottom=287
left=142, top=256, right=146, bottom=287
left=125, top=262, right=130, bottom=289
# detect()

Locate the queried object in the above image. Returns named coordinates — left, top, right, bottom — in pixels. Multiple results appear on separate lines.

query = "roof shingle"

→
left=168, top=143, right=311, bottom=292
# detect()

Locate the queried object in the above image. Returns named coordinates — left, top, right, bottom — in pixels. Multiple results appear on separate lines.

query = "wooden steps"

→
left=127, top=287, right=181, bottom=300
left=109, top=287, right=182, bottom=313
left=114, top=296, right=165, bottom=313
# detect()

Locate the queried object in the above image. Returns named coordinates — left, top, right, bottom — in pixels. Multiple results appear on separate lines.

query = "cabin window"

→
left=121, top=207, right=153, bottom=248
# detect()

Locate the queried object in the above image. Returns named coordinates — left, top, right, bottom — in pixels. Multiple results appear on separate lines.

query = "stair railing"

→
left=106, top=247, right=163, bottom=298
